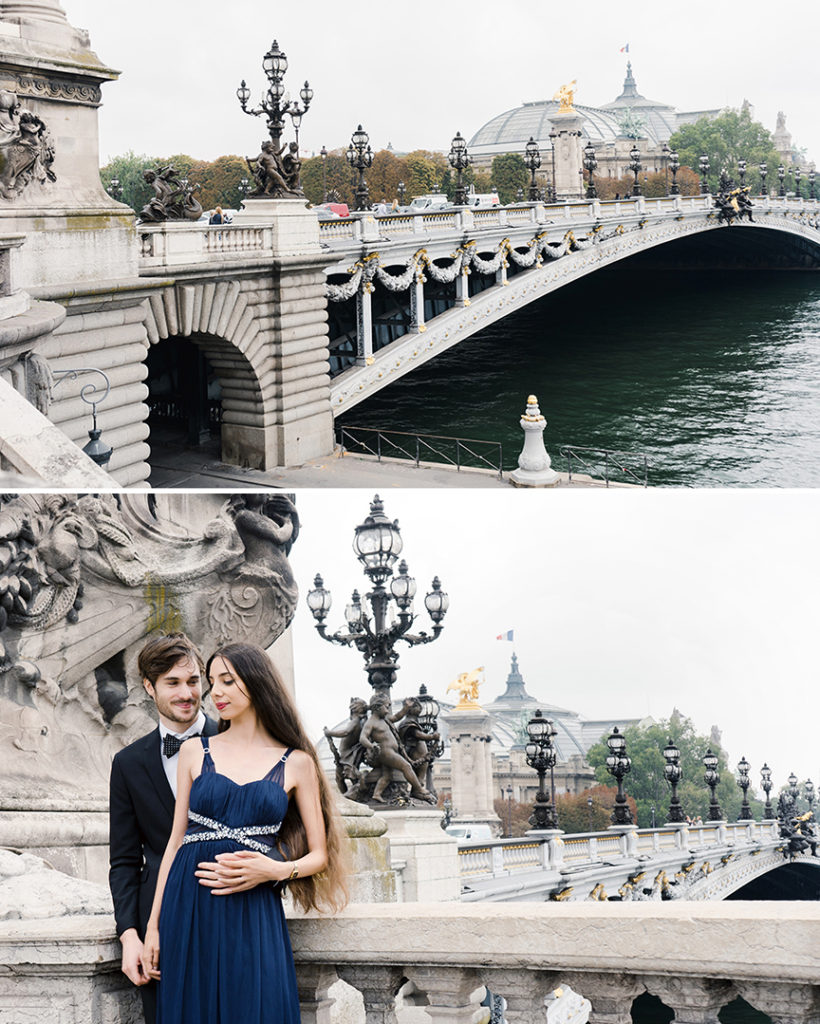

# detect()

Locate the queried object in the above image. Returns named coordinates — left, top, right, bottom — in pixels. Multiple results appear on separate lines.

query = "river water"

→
left=337, top=267, right=820, bottom=486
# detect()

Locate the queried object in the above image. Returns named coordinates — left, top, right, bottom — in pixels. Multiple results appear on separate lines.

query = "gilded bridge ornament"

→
left=0, top=90, right=56, bottom=200
left=553, top=80, right=577, bottom=113
left=446, top=666, right=484, bottom=708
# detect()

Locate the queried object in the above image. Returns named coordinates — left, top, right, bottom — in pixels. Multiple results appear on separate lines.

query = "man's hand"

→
left=119, top=928, right=149, bottom=987
left=195, top=850, right=284, bottom=894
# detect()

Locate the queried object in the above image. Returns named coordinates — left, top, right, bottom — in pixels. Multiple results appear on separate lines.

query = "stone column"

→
left=382, top=807, right=460, bottom=902
left=442, top=702, right=501, bottom=830
left=481, top=968, right=560, bottom=1024
left=735, top=981, right=820, bottom=1024
left=405, top=967, right=486, bottom=1024
left=336, top=965, right=404, bottom=1024
left=455, top=265, right=471, bottom=307
left=294, top=964, right=338, bottom=1024
left=509, top=394, right=559, bottom=488
left=563, top=972, right=644, bottom=1024
left=409, top=273, right=426, bottom=333
left=548, top=110, right=585, bottom=201
left=642, top=977, right=734, bottom=1024
left=356, top=283, right=374, bottom=365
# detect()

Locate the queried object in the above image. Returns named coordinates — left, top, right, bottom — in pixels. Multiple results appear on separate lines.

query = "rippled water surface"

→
left=338, top=268, right=820, bottom=486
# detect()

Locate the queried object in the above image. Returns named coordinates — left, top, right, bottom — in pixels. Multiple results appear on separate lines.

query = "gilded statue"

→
left=445, top=666, right=484, bottom=707
left=553, top=80, right=577, bottom=113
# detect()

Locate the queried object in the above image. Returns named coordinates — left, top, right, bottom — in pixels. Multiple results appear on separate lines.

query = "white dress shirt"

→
left=158, top=712, right=206, bottom=799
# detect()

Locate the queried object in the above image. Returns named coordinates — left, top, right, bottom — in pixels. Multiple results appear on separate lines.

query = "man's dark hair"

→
left=138, top=632, right=205, bottom=687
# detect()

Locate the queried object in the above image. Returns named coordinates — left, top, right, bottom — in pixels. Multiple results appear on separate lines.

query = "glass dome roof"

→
left=468, top=101, right=624, bottom=156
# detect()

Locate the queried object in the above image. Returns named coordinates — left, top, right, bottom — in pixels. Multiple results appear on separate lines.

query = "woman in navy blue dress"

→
left=142, top=643, right=348, bottom=1024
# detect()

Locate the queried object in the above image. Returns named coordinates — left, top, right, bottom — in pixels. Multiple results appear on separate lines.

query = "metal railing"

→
left=559, top=444, right=649, bottom=487
left=337, top=425, right=504, bottom=479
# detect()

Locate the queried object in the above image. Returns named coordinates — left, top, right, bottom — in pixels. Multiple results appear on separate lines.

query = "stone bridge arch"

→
left=686, top=849, right=820, bottom=901
left=329, top=208, right=820, bottom=415
left=142, top=279, right=273, bottom=468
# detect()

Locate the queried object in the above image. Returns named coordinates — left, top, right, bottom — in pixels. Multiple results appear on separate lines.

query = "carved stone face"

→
left=143, top=655, right=202, bottom=731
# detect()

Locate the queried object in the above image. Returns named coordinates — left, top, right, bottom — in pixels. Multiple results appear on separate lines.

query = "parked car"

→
left=408, top=193, right=450, bottom=212
left=445, top=824, right=493, bottom=843
left=314, top=202, right=350, bottom=220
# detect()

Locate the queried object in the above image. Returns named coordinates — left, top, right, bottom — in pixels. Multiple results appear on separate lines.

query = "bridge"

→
left=6, top=190, right=820, bottom=484
left=453, top=819, right=819, bottom=903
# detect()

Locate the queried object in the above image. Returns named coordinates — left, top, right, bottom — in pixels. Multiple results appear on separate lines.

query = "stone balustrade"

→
left=456, top=821, right=797, bottom=902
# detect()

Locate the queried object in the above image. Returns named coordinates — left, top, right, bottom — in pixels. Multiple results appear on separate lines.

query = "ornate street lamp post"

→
left=504, top=784, right=514, bottom=837
left=736, top=756, right=753, bottom=820
left=669, top=150, right=680, bottom=195
left=760, top=763, right=774, bottom=819
left=663, top=736, right=685, bottom=823
left=525, top=709, right=559, bottom=830
left=699, top=155, right=710, bottom=194
left=237, top=177, right=251, bottom=207
left=737, top=159, right=747, bottom=187
left=397, top=181, right=406, bottom=207
left=306, top=495, right=448, bottom=698
left=524, top=136, right=542, bottom=201
left=320, top=145, right=328, bottom=202
left=778, top=164, right=786, bottom=197
left=702, top=749, right=723, bottom=821
left=347, top=124, right=374, bottom=212
left=605, top=726, right=633, bottom=825
left=583, top=140, right=598, bottom=199
left=587, top=794, right=594, bottom=831
left=661, top=141, right=670, bottom=193
left=629, top=144, right=642, bottom=197
left=758, top=162, right=768, bottom=196
left=236, top=39, right=313, bottom=181
left=448, top=132, right=471, bottom=206
left=794, top=167, right=802, bottom=198
left=548, top=127, right=558, bottom=203
left=106, top=177, right=123, bottom=201
left=788, top=772, right=800, bottom=804
left=805, top=779, right=816, bottom=818
left=51, top=367, right=113, bottom=469
left=810, top=170, right=817, bottom=200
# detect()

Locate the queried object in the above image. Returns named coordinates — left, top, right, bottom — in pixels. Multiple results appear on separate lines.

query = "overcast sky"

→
left=286, top=489, right=819, bottom=797
left=63, top=0, right=820, bottom=166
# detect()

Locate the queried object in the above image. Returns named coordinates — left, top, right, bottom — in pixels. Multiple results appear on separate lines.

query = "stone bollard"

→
left=509, top=395, right=560, bottom=488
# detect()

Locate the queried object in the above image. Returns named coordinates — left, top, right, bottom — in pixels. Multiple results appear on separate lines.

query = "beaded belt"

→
left=181, top=811, right=281, bottom=854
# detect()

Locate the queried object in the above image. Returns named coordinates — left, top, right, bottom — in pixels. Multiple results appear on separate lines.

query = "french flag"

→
left=496, top=629, right=514, bottom=641
left=620, top=43, right=630, bottom=53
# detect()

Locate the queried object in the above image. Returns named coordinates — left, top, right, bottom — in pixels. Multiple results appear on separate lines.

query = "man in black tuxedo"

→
left=109, top=633, right=218, bottom=1024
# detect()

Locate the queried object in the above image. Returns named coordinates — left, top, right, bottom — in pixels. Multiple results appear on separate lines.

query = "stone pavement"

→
left=147, top=443, right=617, bottom=490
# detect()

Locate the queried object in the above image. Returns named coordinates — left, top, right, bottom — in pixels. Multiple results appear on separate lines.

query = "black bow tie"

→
left=163, top=732, right=200, bottom=758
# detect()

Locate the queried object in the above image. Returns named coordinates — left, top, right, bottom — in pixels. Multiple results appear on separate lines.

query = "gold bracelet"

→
left=289, top=861, right=299, bottom=880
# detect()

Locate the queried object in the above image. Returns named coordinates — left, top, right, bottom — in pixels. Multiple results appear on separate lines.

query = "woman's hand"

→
left=195, top=850, right=290, bottom=894
left=141, top=923, right=161, bottom=981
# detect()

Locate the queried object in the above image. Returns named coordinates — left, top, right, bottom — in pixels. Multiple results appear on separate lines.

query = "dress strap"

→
left=264, top=747, right=294, bottom=786
left=199, top=734, right=215, bottom=772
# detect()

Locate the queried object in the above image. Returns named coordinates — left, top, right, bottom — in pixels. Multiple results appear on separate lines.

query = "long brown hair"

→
left=205, top=643, right=348, bottom=913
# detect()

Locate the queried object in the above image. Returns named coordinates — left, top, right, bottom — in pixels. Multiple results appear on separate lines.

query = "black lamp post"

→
left=236, top=39, right=312, bottom=179
left=778, top=164, right=786, bottom=197
left=237, top=177, right=251, bottom=207
left=448, top=132, right=471, bottom=206
left=347, top=124, right=374, bottom=211
left=320, top=145, right=328, bottom=202
left=306, top=495, right=448, bottom=699
left=794, top=167, right=802, bottom=198
left=629, top=144, right=642, bottom=197
left=548, top=127, right=558, bottom=203
left=583, top=140, right=598, bottom=199
left=737, top=159, right=747, bottom=187
left=661, top=142, right=670, bottom=193
left=587, top=794, right=594, bottom=831
left=736, top=756, right=753, bottom=820
left=669, top=150, right=680, bottom=195
left=805, top=779, right=815, bottom=818
left=760, top=763, right=774, bottom=819
left=663, top=736, right=685, bottom=823
left=605, top=726, right=633, bottom=825
left=51, top=367, right=113, bottom=469
left=525, top=709, right=559, bottom=830
left=702, top=749, right=723, bottom=821
left=524, top=136, right=541, bottom=201
left=699, top=155, right=710, bottom=194
left=788, top=772, right=800, bottom=804
left=809, top=171, right=816, bottom=200
left=107, top=177, right=123, bottom=201
left=504, top=784, right=514, bottom=837
left=759, top=162, right=768, bottom=196
left=397, top=181, right=406, bottom=207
